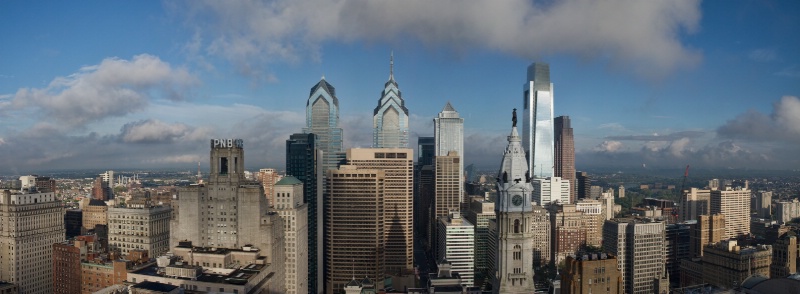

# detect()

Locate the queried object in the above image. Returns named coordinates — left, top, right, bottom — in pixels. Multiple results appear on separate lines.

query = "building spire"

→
left=390, top=50, right=394, bottom=80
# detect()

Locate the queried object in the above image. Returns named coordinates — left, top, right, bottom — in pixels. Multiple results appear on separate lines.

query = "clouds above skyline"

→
left=179, top=0, right=701, bottom=81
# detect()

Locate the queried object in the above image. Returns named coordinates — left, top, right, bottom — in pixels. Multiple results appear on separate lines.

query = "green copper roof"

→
left=275, top=176, right=302, bottom=185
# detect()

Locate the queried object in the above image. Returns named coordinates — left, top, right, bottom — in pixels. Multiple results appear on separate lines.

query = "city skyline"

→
left=0, top=1, right=799, bottom=174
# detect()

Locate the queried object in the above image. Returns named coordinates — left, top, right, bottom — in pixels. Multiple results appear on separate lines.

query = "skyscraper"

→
left=437, top=211, right=475, bottom=287
left=576, top=171, right=590, bottom=200
left=0, top=189, right=64, bottom=294
left=603, top=218, right=666, bottom=294
left=346, top=148, right=414, bottom=273
left=492, top=110, right=536, bottom=293
left=274, top=176, right=309, bottom=294
left=325, top=165, right=385, bottom=293
left=303, top=77, right=344, bottom=173
left=435, top=151, right=462, bottom=219
left=434, top=102, right=464, bottom=210
left=464, top=199, right=496, bottom=287
left=417, top=136, right=435, bottom=166
left=710, top=186, right=751, bottom=239
left=522, top=62, right=554, bottom=178
left=554, top=116, right=576, bottom=202
left=373, top=53, right=409, bottom=148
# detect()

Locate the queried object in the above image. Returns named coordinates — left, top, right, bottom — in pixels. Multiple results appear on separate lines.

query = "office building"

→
left=437, top=211, right=475, bottom=287
left=702, top=240, right=771, bottom=289
left=303, top=77, right=345, bottom=176
left=65, top=208, right=83, bottom=239
left=599, top=190, right=616, bottom=220
left=618, top=185, right=625, bottom=199
left=562, top=253, right=622, bottom=294
left=602, top=218, right=665, bottom=294
left=346, top=148, right=414, bottom=273
left=108, top=199, right=171, bottom=258
left=435, top=151, right=462, bottom=219
left=522, top=62, right=554, bottom=178
left=464, top=199, right=496, bottom=287
left=752, top=191, right=772, bottom=219
left=83, top=199, right=108, bottom=231
left=680, top=188, right=710, bottom=222
left=770, top=232, right=797, bottom=278
left=434, top=102, right=464, bottom=202
left=576, top=172, right=590, bottom=200
left=373, top=53, right=409, bottom=148
left=554, top=116, right=576, bottom=203
left=0, top=190, right=65, bottom=294
left=274, top=176, right=309, bottom=294
left=690, top=214, right=726, bottom=258
left=532, top=177, right=571, bottom=207
left=257, top=168, right=282, bottom=207
left=80, top=258, right=130, bottom=294
left=550, top=204, right=589, bottom=263
left=776, top=199, right=800, bottom=224
left=530, top=205, right=551, bottom=266
left=417, top=136, right=436, bottom=166
left=285, top=132, right=324, bottom=294
left=325, top=165, right=385, bottom=293
left=711, top=186, right=751, bottom=239
left=666, top=223, right=691, bottom=285
left=492, top=114, right=536, bottom=293
left=575, top=199, right=604, bottom=247
left=91, top=176, right=112, bottom=201
left=170, top=139, right=286, bottom=271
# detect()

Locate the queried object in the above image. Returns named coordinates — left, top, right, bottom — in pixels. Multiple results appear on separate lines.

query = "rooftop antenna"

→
left=390, top=51, right=394, bottom=80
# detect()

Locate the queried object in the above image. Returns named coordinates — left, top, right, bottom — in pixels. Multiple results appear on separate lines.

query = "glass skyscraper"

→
left=434, top=101, right=464, bottom=203
left=373, top=53, right=409, bottom=148
left=522, top=62, right=554, bottom=178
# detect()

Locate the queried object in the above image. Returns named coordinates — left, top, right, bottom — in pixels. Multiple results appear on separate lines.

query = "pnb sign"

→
left=211, top=139, right=244, bottom=148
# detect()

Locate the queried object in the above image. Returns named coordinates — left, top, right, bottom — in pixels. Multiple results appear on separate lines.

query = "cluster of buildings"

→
left=1, top=59, right=799, bottom=294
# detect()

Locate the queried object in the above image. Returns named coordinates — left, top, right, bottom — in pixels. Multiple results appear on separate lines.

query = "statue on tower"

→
left=512, top=108, right=517, bottom=127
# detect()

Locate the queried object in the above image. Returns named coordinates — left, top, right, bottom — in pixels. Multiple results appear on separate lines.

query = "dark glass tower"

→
left=286, top=133, right=322, bottom=294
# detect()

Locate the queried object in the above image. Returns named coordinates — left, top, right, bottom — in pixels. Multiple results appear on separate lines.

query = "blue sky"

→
left=0, top=0, right=798, bottom=174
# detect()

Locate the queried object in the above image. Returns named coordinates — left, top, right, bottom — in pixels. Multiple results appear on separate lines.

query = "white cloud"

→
left=8, top=54, right=198, bottom=128
left=748, top=48, right=777, bottom=62
left=717, top=96, right=800, bottom=142
left=180, top=0, right=702, bottom=80
left=120, top=119, right=211, bottom=143
left=594, top=140, right=624, bottom=153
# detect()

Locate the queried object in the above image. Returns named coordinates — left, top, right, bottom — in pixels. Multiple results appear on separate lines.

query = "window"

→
left=514, top=219, right=521, bottom=233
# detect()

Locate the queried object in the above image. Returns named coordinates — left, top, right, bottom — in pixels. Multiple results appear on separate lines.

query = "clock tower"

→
left=493, top=109, right=536, bottom=293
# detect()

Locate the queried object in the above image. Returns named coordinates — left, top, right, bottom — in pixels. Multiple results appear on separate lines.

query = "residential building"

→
left=274, top=176, right=309, bottom=294
left=522, top=62, right=554, bottom=178
left=0, top=189, right=64, bottom=294
left=554, top=116, right=576, bottom=203
left=776, top=199, right=800, bottom=224
left=561, top=253, right=622, bottom=294
left=437, top=211, right=475, bottom=287
left=373, top=53, right=409, bottom=148
left=602, top=218, right=666, bottom=294
left=710, top=186, right=751, bottom=239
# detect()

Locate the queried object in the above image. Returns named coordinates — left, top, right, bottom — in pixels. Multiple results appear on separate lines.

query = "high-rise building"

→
left=532, top=177, right=571, bottom=207
left=325, top=165, right=385, bottom=293
left=91, top=176, right=112, bottom=201
left=417, top=137, right=436, bottom=166
left=464, top=199, right=496, bottom=287
left=562, top=253, right=622, bottom=294
left=710, top=186, right=751, bottom=239
left=752, top=191, right=772, bottom=219
left=373, top=53, right=409, bottom=148
left=690, top=214, right=726, bottom=258
left=171, top=139, right=285, bottom=258
left=771, top=232, right=798, bottom=278
left=680, top=188, right=710, bottom=222
left=437, top=211, right=475, bottom=287
left=257, top=168, right=282, bottom=207
left=522, top=62, right=554, bottom=178
left=603, top=218, right=666, bottom=294
left=82, top=199, right=108, bottom=232
left=274, top=176, right=309, bottom=294
left=65, top=208, right=83, bottom=239
left=434, top=102, right=464, bottom=203
left=285, top=132, right=324, bottom=294
left=492, top=113, right=536, bottom=293
left=618, top=185, right=625, bottom=199
left=346, top=148, right=414, bottom=273
left=666, top=223, right=691, bottom=285
left=530, top=205, right=551, bottom=266
left=435, top=151, right=462, bottom=219
left=550, top=204, right=589, bottom=263
left=53, top=235, right=98, bottom=294
left=575, top=199, right=604, bottom=247
left=554, top=116, right=576, bottom=203
left=576, top=171, right=590, bottom=200
left=776, top=198, right=800, bottom=224
left=107, top=199, right=171, bottom=258
left=303, top=77, right=345, bottom=175
left=702, top=240, right=771, bottom=289
left=0, top=190, right=64, bottom=294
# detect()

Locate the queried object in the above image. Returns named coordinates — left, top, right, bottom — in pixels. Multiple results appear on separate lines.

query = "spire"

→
left=390, top=51, right=394, bottom=80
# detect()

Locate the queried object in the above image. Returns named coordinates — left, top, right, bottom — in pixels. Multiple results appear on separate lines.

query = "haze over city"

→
left=1, top=1, right=799, bottom=174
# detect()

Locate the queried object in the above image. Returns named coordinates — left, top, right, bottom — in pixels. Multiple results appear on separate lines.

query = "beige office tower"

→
left=325, top=166, right=386, bottom=293
left=346, top=148, right=414, bottom=272
left=435, top=151, right=461, bottom=218
left=771, top=232, right=797, bottom=278
left=530, top=205, right=551, bottom=266
left=680, top=188, right=710, bottom=222
left=258, top=168, right=283, bottom=207
left=711, top=186, right=750, bottom=239
left=274, top=176, right=309, bottom=294
left=702, top=240, right=771, bottom=289
left=83, top=199, right=109, bottom=231
left=171, top=139, right=285, bottom=262
left=574, top=199, right=604, bottom=247
left=0, top=190, right=64, bottom=294
left=550, top=203, right=588, bottom=263
left=108, top=200, right=171, bottom=258
left=603, top=218, right=665, bottom=294
left=690, top=214, right=726, bottom=258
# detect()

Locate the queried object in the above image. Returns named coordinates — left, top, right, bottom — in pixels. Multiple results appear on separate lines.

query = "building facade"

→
left=680, top=188, right=710, bottom=222
left=492, top=116, right=536, bottom=293
left=435, top=151, right=462, bottom=219
left=522, top=62, right=554, bottom=178
left=550, top=204, right=588, bottom=263
left=464, top=199, right=496, bottom=287
left=257, top=168, right=282, bottom=208
left=532, top=177, right=571, bottom=207
left=108, top=201, right=171, bottom=258
left=325, top=166, right=385, bottom=293
left=690, top=214, right=726, bottom=258
left=434, top=102, right=464, bottom=203
left=530, top=205, right=551, bottom=266
left=702, top=240, right=771, bottom=289
left=554, top=116, right=576, bottom=203
left=562, top=253, right=622, bottom=294
left=373, top=54, right=409, bottom=148
left=274, top=176, right=309, bottom=294
left=83, top=199, right=108, bottom=231
left=770, top=232, right=797, bottom=278
left=0, top=190, right=65, bottom=294
left=710, top=186, right=751, bottom=239
left=776, top=199, right=800, bottom=224
left=437, top=212, right=475, bottom=287
left=602, top=218, right=665, bottom=294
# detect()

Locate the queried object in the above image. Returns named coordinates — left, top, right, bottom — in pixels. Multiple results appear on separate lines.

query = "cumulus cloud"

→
left=179, top=0, right=701, bottom=80
left=120, top=119, right=210, bottom=143
left=594, top=140, right=624, bottom=153
left=7, top=54, right=198, bottom=128
left=606, top=130, right=705, bottom=141
left=717, top=96, right=800, bottom=142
